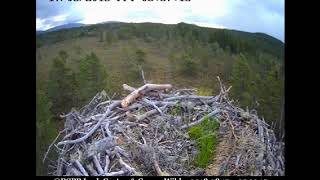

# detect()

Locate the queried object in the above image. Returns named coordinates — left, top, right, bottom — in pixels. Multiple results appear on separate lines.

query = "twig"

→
left=142, top=97, right=164, bottom=115
left=224, top=112, right=238, bottom=141
left=43, top=128, right=67, bottom=163
left=140, top=67, right=147, bottom=84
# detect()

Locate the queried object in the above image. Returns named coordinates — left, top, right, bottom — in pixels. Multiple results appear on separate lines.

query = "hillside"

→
left=36, top=22, right=284, bottom=175
left=36, top=22, right=283, bottom=89
left=37, top=22, right=283, bottom=57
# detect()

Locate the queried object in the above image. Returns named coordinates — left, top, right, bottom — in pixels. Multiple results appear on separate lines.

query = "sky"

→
left=36, top=0, right=284, bottom=42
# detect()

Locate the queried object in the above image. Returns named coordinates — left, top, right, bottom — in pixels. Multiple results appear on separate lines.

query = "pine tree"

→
left=264, top=67, right=281, bottom=123
left=135, top=49, right=146, bottom=65
left=77, top=52, right=107, bottom=105
left=179, top=53, right=197, bottom=77
left=47, top=56, right=78, bottom=116
left=36, top=88, right=57, bottom=175
left=230, top=54, right=255, bottom=108
left=120, top=48, right=142, bottom=83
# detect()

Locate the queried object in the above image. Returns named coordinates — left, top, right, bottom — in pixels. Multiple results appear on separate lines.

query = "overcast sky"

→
left=36, top=0, right=284, bottom=42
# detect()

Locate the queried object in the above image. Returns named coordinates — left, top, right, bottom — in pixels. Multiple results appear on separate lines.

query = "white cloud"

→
left=76, top=0, right=228, bottom=25
left=36, top=0, right=284, bottom=41
left=53, top=14, right=68, bottom=22
left=36, top=18, right=53, bottom=30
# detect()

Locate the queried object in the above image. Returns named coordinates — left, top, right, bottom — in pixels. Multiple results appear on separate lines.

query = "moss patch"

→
left=171, top=102, right=182, bottom=116
left=196, top=87, right=213, bottom=96
left=188, top=116, right=219, bottom=168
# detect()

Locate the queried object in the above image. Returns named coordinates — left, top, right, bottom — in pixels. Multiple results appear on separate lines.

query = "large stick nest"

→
left=43, top=77, right=284, bottom=176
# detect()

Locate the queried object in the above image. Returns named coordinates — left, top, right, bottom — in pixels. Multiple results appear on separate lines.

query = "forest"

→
left=36, top=22, right=284, bottom=175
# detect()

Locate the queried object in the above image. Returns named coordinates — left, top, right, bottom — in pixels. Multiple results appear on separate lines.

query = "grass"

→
left=188, top=116, right=220, bottom=168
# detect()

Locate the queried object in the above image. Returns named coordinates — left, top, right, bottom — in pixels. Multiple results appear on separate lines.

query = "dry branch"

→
left=57, top=101, right=120, bottom=146
left=121, top=84, right=172, bottom=108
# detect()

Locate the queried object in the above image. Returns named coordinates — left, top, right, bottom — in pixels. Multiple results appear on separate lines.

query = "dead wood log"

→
left=121, top=84, right=172, bottom=108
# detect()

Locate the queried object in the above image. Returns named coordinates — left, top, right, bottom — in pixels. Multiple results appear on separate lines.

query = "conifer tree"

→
left=36, top=88, right=57, bottom=175
left=47, top=55, right=78, bottom=116
left=77, top=52, right=107, bottom=105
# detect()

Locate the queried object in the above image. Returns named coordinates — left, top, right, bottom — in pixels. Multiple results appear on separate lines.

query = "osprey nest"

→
left=43, top=77, right=285, bottom=176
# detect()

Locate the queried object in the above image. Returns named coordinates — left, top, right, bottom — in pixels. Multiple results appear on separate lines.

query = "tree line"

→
left=36, top=50, right=108, bottom=175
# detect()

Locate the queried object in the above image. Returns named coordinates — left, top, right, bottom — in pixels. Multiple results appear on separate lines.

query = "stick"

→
left=43, top=129, right=67, bottom=163
left=86, top=163, right=98, bottom=176
left=74, top=160, right=89, bottom=176
left=136, top=105, right=167, bottom=121
left=123, top=84, right=136, bottom=92
left=70, top=167, right=83, bottom=176
left=164, top=95, right=215, bottom=101
left=121, top=84, right=172, bottom=108
left=118, top=155, right=136, bottom=174
left=256, top=118, right=264, bottom=143
left=141, top=67, right=147, bottom=84
left=154, top=159, right=163, bottom=176
left=105, top=120, right=112, bottom=137
left=142, top=97, right=164, bottom=115
left=153, top=151, right=169, bottom=176
left=224, top=112, right=238, bottom=140
left=180, top=109, right=221, bottom=129
left=93, top=155, right=105, bottom=175
left=104, top=155, right=110, bottom=173
left=57, top=101, right=120, bottom=146
left=105, top=170, right=125, bottom=176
